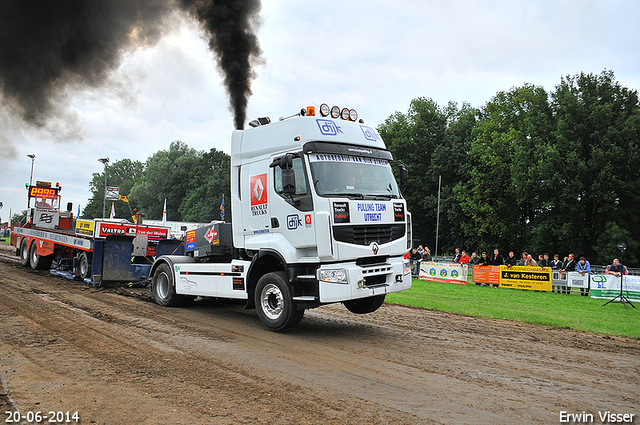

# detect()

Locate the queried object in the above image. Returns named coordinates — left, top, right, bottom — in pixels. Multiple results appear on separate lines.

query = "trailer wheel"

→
left=19, top=239, right=30, bottom=267
left=254, top=271, right=304, bottom=331
left=77, top=251, right=92, bottom=279
left=343, top=294, right=386, bottom=314
left=151, top=263, right=194, bottom=307
left=29, top=241, right=53, bottom=270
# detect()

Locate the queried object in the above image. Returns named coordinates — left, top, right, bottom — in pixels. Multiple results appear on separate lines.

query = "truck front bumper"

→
left=317, top=257, right=412, bottom=303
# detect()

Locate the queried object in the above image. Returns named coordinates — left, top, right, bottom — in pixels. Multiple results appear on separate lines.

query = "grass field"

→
left=387, top=278, right=640, bottom=339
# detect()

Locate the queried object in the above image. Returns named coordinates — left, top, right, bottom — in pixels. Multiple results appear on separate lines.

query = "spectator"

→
left=459, top=250, right=470, bottom=264
left=452, top=248, right=461, bottom=263
left=576, top=256, right=591, bottom=296
left=605, top=258, right=628, bottom=277
left=517, top=252, right=528, bottom=266
left=422, top=247, right=432, bottom=262
left=537, top=254, right=545, bottom=267
left=525, top=254, right=538, bottom=266
left=504, top=251, right=518, bottom=267
left=470, top=252, right=480, bottom=265
left=478, top=251, right=489, bottom=266
left=491, top=249, right=504, bottom=266
left=549, top=254, right=563, bottom=293
left=560, top=253, right=577, bottom=294
left=410, top=248, right=423, bottom=278
left=417, top=245, right=425, bottom=257
left=540, top=253, right=550, bottom=268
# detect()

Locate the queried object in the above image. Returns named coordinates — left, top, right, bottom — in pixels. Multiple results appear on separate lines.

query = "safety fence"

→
left=417, top=262, right=640, bottom=302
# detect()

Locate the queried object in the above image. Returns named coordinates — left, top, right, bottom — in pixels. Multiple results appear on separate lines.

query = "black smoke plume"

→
left=180, top=0, right=262, bottom=130
left=0, top=0, right=262, bottom=139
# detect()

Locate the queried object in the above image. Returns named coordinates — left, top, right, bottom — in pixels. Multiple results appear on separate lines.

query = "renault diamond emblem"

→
left=253, top=177, right=264, bottom=201
left=371, top=242, right=379, bottom=255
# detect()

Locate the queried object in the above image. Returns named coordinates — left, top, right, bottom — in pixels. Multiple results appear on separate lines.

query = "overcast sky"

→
left=1, top=0, right=639, bottom=222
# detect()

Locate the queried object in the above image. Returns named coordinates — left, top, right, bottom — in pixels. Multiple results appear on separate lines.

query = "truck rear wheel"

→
left=343, top=294, right=386, bottom=314
left=254, top=271, right=304, bottom=331
left=29, top=241, right=53, bottom=270
left=151, top=263, right=194, bottom=307
left=77, top=251, right=92, bottom=279
left=19, top=239, right=30, bottom=267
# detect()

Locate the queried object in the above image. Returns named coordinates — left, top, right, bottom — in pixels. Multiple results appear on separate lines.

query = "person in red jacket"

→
left=459, top=250, right=470, bottom=264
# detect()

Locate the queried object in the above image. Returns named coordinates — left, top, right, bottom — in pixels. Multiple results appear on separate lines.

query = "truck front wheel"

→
left=29, top=241, right=53, bottom=270
left=343, top=294, right=386, bottom=314
left=151, top=263, right=194, bottom=307
left=254, top=272, right=304, bottom=331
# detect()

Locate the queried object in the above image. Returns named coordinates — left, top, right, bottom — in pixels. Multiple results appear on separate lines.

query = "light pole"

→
left=26, top=154, right=36, bottom=209
left=98, top=157, right=110, bottom=218
left=27, top=154, right=36, bottom=186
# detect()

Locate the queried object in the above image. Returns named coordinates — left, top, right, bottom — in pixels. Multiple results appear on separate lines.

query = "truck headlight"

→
left=404, top=260, right=412, bottom=275
left=319, top=268, right=348, bottom=283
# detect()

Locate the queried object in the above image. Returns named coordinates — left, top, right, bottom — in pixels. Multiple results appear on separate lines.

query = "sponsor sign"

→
left=419, top=261, right=468, bottom=285
left=250, top=174, right=268, bottom=216
left=567, top=271, right=589, bottom=288
left=105, top=186, right=120, bottom=201
left=96, top=222, right=169, bottom=240
left=204, top=227, right=219, bottom=245
left=286, top=214, right=303, bottom=230
left=75, top=219, right=95, bottom=236
left=186, top=230, right=196, bottom=251
left=499, top=266, right=552, bottom=291
left=590, top=274, right=640, bottom=302
left=316, top=119, right=343, bottom=136
left=360, top=125, right=380, bottom=142
left=393, top=203, right=405, bottom=222
left=472, top=265, right=501, bottom=285
left=333, top=202, right=350, bottom=223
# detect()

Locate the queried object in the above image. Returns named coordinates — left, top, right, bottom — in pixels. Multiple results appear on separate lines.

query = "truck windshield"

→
left=308, top=154, right=400, bottom=199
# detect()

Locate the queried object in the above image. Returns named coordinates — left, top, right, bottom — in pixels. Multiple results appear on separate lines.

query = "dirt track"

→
left=0, top=246, right=639, bottom=425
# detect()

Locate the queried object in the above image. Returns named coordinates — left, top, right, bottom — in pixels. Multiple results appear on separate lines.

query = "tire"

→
left=151, top=263, right=194, bottom=307
left=343, top=294, right=386, bottom=314
left=77, top=251, right=92, bottom=279
left=20, top=239, right=30, bottom=267
left=29, top=241, right=53, bottom=270
left=254, top=271, right=304, bottom=331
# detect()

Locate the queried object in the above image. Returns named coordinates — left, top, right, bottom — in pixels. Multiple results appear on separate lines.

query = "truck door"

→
left=270, top=154, right=317, bottom=252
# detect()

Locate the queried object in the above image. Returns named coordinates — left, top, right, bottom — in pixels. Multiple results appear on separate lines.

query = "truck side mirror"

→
left=399, top=163, right=409, bottom=186
left=281, top=168, right=296, bottom=194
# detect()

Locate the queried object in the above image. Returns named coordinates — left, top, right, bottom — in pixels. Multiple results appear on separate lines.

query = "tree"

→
left=82, top=159, right=144, bottom=219
left=378, top=98, right=477, bottom=255
left=456, top=84, right=553, bottom=255
left=548, top=70, right=640, bottom=265
left=128, top=141, right=232, bottom=223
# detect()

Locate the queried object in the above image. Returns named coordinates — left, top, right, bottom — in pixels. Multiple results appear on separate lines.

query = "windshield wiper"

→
left=366, top=193, right=398, bottom=199
left=324, top=192, right=365, bottom=199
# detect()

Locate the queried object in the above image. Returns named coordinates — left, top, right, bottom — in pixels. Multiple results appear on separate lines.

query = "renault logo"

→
left=371, top=242, right=379, bottom=255
left=253, top=177, right=264, bottom=201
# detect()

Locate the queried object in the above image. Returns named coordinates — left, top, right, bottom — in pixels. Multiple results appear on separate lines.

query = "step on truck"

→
left=150, top=104, right=413, bottom=330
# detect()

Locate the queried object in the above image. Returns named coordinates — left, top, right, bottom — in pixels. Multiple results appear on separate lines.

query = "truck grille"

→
left=332, top=224, right=405, bottom=246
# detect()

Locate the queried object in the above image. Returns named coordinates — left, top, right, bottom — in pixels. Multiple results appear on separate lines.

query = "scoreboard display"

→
left=28, top=185, right=59, bottom=199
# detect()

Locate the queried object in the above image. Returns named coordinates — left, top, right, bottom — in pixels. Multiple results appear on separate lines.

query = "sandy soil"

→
left=0, top=244, right=638, bottom=424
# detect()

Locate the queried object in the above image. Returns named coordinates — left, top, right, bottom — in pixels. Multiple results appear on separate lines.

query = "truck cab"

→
left=151, top=104, right=412, bottom=330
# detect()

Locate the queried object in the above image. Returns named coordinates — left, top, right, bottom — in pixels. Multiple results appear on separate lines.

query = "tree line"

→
left=82, top=141, right=231, bottom=224
left=379, top=70, right=640, bottom=266
left=79, top=70, right=639, bottom=266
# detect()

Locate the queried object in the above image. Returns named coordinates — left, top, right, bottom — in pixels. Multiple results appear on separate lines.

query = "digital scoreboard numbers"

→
left=28, top=186, right=59, bottom=199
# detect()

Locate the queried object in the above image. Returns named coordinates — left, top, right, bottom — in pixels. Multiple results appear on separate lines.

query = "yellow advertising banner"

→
left=499, top=265, right=552, bottom=291
left=75, top=219, right=95, bottom=236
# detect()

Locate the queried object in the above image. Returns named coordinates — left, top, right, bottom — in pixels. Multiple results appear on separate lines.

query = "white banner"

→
left=567, top=272, right=589, bottom=288
left=419, top=261, right=468, bottom=284
left=590, top=274, right=640, bottom=302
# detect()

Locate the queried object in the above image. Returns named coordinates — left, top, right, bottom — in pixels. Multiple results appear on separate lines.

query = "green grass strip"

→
left=387, top=278, right=640, bottom=339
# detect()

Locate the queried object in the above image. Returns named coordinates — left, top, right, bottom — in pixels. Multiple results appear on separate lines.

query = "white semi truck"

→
left=150, top=104, right=413, bottom=330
